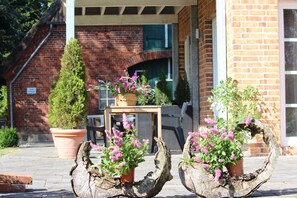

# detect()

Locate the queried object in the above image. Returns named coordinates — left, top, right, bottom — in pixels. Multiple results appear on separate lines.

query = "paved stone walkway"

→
left=0, top=143, right=296, bottom=197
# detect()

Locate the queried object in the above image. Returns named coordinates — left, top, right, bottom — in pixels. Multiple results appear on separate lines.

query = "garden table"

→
left=104, top=105, right=162, bottom=141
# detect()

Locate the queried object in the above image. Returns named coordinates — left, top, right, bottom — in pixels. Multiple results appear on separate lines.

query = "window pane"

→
left=285, top=42, right=297, bottom=71
left=100, top=89, right=107, bottom=98
left=99, top=100, right=107, bottom=110
left=285, top=75, right=297, bottom=104
left=284, top=9, right=297, bottom=38
left=286, top=108, right=297, bottom=137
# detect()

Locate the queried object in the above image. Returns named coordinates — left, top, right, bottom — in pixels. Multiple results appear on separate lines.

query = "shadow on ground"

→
left=251, top=188, right=297, bottom=197
left=0, top=189, right=74, bottom=198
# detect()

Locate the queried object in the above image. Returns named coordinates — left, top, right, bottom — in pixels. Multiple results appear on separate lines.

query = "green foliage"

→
left=208, top=77, right=263, bottom=144
left=0, top=128, right=19, bottom=148
left=0, top=86, right=8, bottom=119
left=174, top=72, right=190, bottom=105
left=155, top=72, right=172, bottom=105
left=137, top=73, right=155, bottom=105
left=48, top=38, right=88, bottom=129
left=0, top=0, right=53, bottom=62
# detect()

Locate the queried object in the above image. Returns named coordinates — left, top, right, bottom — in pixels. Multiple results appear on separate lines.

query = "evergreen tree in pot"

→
left=48, top=38, right=88, bottom=159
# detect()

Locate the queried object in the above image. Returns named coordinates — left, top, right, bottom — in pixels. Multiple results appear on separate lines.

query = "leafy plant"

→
left=48, top=38, right=88, bottom=129
left=0, top=86, right=8, bottom=119
left=174, top=72, right=190, bottom=105
left=137, top=73, right=155, bottom=105
left=155, top=72, right=172, bottom=105
left=0, top=128, right=19, bottom=148
left=208, top=77, right=262, bottom=144
left=183, top=78, right=263, bottom=182
left=91, top=113, right=149, bottom=178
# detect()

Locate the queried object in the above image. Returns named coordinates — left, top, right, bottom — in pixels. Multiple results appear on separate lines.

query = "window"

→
left=279, top=1, right=297, bottom=146
left=98, top=85, right=115, bottom=111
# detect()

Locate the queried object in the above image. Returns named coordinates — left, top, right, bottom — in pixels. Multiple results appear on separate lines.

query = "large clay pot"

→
left=50, top=128, right=86, bottom=159
left=116, top=93, right=137, bottom=106
left=225, top=158, right=244, bottom=177
left=120, top=168, right=135, bottom=183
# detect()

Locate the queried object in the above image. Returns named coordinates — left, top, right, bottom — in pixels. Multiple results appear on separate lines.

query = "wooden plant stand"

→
left=179, top=120, right=280, bottom=198
left=70, top=137, right=172, bottom=198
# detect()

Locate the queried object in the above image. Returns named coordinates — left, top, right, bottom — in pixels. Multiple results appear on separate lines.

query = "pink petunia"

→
left=214, top=169, right=222, bottom=182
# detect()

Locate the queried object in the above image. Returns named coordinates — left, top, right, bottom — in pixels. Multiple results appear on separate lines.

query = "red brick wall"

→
left=197, top=0, right=216, bottom=123
left=226, top=0, right=282, bottom=155
left=6, top=25, right=171, bottom=141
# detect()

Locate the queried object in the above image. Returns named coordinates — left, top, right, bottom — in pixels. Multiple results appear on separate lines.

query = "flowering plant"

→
left=88, top=70, right=154, bottom=104
left=91, top=113, right=149, bottom=178
left=184, top=78, right=263, bottom=181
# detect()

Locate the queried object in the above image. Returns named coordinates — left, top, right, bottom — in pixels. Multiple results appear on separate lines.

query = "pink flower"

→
left=204, top=118, right=216, bottom=125
left=202, top=164, right=211, bottom=169
left=90, top=142, right=102, bottom=151
left=194, top=157, right=201, bottom=163
left=220, top=132, right=227, bottom=139
left=227, top=131, right=234, bottom=141
left=142, top=139, right=149, bottom=144
left=212, top=127, right=219, bottom=135
left=131, top=138, right=141, bottom=148
left=230, top=153, right=235, bottom=159
left=201, top=148, right=209, bottom=154
left=112, top=128, right=123, bottom=137
left=105, top=130, right=112, bottom=139
left=218, top=159, right=224, bottom=163
left=115, top=161, right=126, bottom=169
left=122, top=113, right=132, bottom=130
left=214, top=169, right=222, bottom=182
left=245, top=115, right=252, bottom=126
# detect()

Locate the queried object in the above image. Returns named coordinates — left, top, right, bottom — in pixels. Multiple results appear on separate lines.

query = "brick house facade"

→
left=2, top=0, right=297, bottom=155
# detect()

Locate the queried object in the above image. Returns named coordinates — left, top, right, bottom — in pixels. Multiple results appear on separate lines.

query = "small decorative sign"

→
left=27, top=87, right=36, bottom=95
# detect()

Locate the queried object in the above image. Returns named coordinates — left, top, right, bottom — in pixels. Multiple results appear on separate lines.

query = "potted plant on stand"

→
left=183, top=78, right=263, bottom=180
left=48, top=38, right=88, bottom=159
left=89, top=69, right=154, bottom=106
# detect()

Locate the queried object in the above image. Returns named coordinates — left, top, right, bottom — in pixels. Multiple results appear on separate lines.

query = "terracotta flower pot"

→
left=226, top=158, right=244, bottom=177
left=50, top=128, right=86, bottom=159
left=120, top=168, right=134, bottom=183
left=116, top=93, right=137, bottom=106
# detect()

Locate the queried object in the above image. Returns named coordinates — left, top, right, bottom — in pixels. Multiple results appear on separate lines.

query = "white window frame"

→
left=98, top=85, right=115, bottom=111
left=279, top=0, right=297, bottom=146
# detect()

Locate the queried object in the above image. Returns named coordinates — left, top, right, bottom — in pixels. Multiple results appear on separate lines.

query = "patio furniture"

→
left=152, top=102, right=189, bottom=152
left=86, top=115, right=106, bottom=146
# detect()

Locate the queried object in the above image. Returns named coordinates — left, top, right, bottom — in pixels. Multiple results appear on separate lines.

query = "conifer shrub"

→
left=155, top=72, right=172, bottom=105
left=48, top=38, right=88, bottom=129
left=174, top=72, right=191, bottom=105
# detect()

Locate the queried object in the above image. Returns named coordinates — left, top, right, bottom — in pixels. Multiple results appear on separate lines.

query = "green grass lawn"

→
left=0, top=147, right=19, bottom=157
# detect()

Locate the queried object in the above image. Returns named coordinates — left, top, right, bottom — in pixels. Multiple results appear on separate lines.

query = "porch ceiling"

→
left=62, top=0, right=197, bottom=25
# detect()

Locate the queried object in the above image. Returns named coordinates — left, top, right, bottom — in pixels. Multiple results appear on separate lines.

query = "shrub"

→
left=174, top=72, right=190, bottom=105
left=155, top=72, right=172, bottom=105
left=0, top=86, right=8, bottom=119
left=0, top=128, right=19, bottom=148
left=48, top=38, right=88, bottom=129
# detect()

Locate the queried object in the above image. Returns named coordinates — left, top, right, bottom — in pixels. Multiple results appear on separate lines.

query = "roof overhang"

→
left=62, top=0, right=197, bottom=25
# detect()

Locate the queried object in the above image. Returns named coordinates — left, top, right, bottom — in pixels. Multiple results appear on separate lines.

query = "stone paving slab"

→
left=0, top=143, right=296, bottom=197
